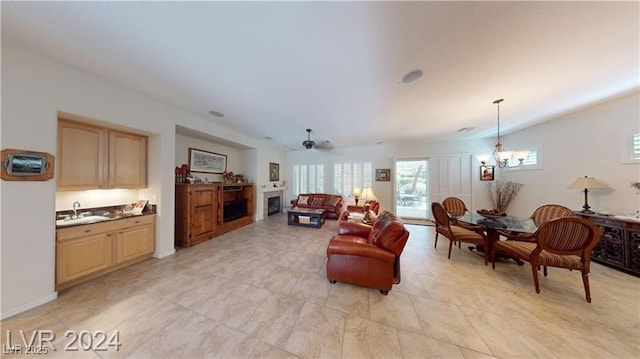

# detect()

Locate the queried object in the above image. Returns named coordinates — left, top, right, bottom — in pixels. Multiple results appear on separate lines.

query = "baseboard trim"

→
left=1, top=292, right=58, bottom=320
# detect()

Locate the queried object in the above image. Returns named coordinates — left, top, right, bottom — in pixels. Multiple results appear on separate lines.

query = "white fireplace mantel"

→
left=259, top=186, right=287, bottom=194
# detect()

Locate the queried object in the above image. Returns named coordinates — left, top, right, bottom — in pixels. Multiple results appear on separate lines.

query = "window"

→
left=292, top=163, right=324, bottom=195
left=632, top=132, right=640, bottom=158
left=507, top=149, right=538, bottom=168
left=333, top=161, right=373, bottom=196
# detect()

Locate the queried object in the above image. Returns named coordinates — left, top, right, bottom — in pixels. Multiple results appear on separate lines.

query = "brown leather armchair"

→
left=326, top=211, right=410, bottom=295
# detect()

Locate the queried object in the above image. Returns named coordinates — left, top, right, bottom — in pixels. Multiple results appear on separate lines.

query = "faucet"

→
left=72, top=201, right=81, bottom=219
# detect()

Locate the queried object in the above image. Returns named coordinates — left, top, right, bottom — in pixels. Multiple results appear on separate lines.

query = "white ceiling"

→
left=2, top=1, right=638, bottom=150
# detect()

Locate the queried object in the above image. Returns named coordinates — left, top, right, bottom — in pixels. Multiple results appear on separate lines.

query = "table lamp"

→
left=359, top=187, right=378, bottom=224
left=568, top=176, right=608, bottom=214
left=352, top=187, right=362, bottom=206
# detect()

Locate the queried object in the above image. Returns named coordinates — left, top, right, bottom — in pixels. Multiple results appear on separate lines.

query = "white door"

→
left=429, top=154, right=473, bottom=216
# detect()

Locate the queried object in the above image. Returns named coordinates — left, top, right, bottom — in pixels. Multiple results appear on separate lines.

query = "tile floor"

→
left=2, top=214, right=639, bottom=358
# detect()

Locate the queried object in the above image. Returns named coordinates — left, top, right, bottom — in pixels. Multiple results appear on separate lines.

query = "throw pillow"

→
left=326, top=196, right=340, bottom=207
left=298, top=195, right=309, bottom=205
left=311, top=197, right=325, bottom=206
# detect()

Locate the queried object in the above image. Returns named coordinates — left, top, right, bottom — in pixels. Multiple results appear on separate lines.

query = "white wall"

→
left=0, top=41, right=286, bottom=318
left=501, top=91, right=640, bottom=217
left=175, top=133, right=249, bottom=183
left=286, top=92, right=640, bottom=219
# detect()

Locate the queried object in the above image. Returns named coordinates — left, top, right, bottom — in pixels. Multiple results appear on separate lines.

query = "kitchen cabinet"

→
left=56, top=232, right=114, bottom=285
left=115, top=219, right=155, bottom=264
left=577, top=213, right=640, bottom=277
left=57, top=119, right=106, bottom=190
left=57, top=119, right=147, bottom=190
left=175, top=183, right=255, bottom=247
left=109, top=130, right=147, bottom=189
left=56, top=214, right=155, bottom=290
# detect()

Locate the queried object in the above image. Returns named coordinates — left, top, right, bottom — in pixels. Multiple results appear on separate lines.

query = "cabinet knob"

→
left=84, top=229, right=91, bottom=233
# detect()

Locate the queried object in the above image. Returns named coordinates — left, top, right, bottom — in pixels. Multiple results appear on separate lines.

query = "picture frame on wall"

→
left=480, top=165, right=495, bottom=181
left=269, top=162, right=279, bottom=182
left=376, top=168, right=391, bottom=181
left=189, top=147, right=227, bottom=174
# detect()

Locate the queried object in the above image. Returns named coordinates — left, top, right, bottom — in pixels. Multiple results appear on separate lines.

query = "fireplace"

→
left=267, top=196, right=281, bottom=216
left=262, top=189, right=284, bottom=218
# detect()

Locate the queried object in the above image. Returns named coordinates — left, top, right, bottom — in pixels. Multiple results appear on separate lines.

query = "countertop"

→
left=56, top=204, right=156, bottom=228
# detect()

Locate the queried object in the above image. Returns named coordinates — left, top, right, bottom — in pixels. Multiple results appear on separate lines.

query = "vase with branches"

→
left=489, top=181, right=523, bottom=213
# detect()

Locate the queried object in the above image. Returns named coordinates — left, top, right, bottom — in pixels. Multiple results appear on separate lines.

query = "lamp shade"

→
left=568, top=176, right=608, bottom=189
left=352, top=187, right=362, bottom=197
left=359, top=187, right=377, bottom=202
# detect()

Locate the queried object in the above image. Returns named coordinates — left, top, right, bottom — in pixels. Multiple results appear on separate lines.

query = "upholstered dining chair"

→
left=504, top=204, right=575, bottom=242
left=436, top=197, right=470, bottom=249
left=442, top=197, right=468, bottom=217
left=492, top=217, right=600, bottom=302
left=432, top=202, right=489, bottom=265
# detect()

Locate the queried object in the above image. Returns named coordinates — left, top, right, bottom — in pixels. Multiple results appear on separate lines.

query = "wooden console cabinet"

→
left=175, top=183, right=254, bottom=247
left=56, top=214, right=155, bottom=290
left=576, top=213, right=640, bottom=277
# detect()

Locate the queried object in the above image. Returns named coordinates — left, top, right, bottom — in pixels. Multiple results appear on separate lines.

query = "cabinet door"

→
left=56, top=232, right=113, bottom=284
left=116, top=224, right=155, bottom=264
left=109, top=131, right=147, bottom=188
left=192, top=206, right=215, bottom=240
left=57, top=120, right=107, bottom=190
left=591, top=225, right=626, bottom=268
left=627, top=229, right=640, bottom=274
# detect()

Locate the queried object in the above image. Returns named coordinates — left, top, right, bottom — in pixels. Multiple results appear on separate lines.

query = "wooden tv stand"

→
left=175, top=183, right=255, bottom=247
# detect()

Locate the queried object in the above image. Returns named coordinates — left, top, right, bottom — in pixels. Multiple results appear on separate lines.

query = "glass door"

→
left=394, top=158, right=429, bottom=220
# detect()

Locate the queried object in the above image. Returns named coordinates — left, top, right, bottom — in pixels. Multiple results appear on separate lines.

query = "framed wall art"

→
left=480, top=165, right=495, bottom=181
left=269, top=162, right=280, bottom=182
left=189, top=148, right=227, bottom=174
left=376, top=168, right=391, bottom=181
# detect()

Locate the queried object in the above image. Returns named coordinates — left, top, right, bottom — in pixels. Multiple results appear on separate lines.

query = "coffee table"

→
left=288, top=207, right=326, bottom=228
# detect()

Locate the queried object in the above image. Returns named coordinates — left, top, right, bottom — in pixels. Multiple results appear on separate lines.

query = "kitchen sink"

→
left=56, top=215, right=111, bottom=227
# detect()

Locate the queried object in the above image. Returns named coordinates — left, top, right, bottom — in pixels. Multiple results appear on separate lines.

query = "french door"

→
left=394, top=158, right=429, bottom=220
left=394, top=154, right=472, bottom=221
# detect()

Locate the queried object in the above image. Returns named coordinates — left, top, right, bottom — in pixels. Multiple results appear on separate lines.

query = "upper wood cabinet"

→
left=57, top=119, right=147, bottom=190
left=109, top=130, right=147, bottom=189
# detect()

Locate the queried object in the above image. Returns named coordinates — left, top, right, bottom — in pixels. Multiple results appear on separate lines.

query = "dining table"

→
left=455, top=212, right=538, bottom=264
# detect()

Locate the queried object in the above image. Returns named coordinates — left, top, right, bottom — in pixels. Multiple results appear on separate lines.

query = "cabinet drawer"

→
left=56, top=215, right=155, bottom=241
left=57, top=220, right=119, bottom=242
left=116, top=214, right=155, bottom=229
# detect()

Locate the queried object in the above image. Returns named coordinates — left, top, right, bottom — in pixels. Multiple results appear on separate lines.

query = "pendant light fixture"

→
left=491, top=99, right=528, bottom=168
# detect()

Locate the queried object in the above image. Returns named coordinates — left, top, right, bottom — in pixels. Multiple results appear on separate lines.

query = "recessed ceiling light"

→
left=376, top=141, right=384, bottom=145
left=208, top=110, right=224, bottom=117
left=401, top=69, right=423, bottom=85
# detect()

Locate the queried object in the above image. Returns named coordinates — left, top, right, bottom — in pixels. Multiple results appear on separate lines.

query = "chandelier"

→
left=492, top=98, right=528, bottom=168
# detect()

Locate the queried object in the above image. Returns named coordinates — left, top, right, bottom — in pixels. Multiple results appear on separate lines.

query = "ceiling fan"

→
left=302, top=128, right=333, bottom=150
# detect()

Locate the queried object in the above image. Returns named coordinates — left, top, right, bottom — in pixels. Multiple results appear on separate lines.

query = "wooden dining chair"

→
left=442, top=197, right=468, bottom=217
left=492, top=217, right=600, bottom=302
left=436, top=197, right=470, bottom=249
left=432, top=202, right=489, bottom=265
left=503, top=204, right=575, bottom=242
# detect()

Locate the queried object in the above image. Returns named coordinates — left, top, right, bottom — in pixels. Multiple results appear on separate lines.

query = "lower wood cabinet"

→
left=57, top=232, right=114, bottom=284
left=577, top=213, right=640, bottom=277
left=175, top=183, right=254, bottom=247
left=56, top=214, right=155, bottom=290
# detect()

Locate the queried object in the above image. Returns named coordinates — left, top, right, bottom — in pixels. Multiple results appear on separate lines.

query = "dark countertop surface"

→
left=56, top=204, right=156, bottom=228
